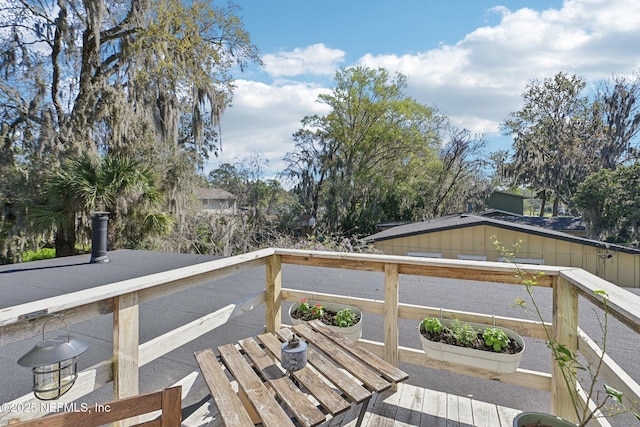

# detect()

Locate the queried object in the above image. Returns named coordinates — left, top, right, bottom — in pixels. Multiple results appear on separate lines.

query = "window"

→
left=498, top=257, right=544, bottom=265
left=406, top=252, right=443, bottom=258
left=457, top=254, right=487, bottom=261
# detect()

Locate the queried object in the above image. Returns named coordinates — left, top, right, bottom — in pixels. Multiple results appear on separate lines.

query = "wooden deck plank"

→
left=346, top=383, right=523, bottom=427
left=238, top=337, right=326, bottom=427
left=455, top=394, right=475, bottom=425
left=446, top=394, right=461, bottom=424
left=257, top=332, right=351, bottom=416
left=496, top=405, right=522, bottom=427
left=470, top=398, right=501, bottom=427
left=393, top=383, right=424, bottom=427
left=217, top=343, right=295, bottom=427
left=292, top=323, right=391, bottom=392
left=308, top=320, right=409, bottom=383
left=419, top=386, right=447, bottom=427
left=180, top=380, right=523, bottom=427
left=366, top=389, right=399, bottom=427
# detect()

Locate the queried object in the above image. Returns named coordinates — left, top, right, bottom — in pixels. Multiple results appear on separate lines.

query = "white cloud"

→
left=213, top=0, right=640, bottom=179
left=358, top=0, right=640, bottom=139
left=207, top=79, right=330, bottom=175
left=262, top=43, right=345, bottom=77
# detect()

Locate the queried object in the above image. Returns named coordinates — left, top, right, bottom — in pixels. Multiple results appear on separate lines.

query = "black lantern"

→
left=18, top=315, right=89, bottom=400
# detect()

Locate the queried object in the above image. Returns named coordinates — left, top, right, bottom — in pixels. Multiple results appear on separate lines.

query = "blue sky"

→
left=208, top=0, right=640, bottom=179
left=238, top=0, right=561, bottom=67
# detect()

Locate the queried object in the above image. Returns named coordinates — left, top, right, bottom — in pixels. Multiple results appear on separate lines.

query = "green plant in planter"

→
left=421, top=317, right=516, bottom=353
left=449, top=319, right=478, bottom=346
left=334, top=308, right=357, bottom=327
left=421, top=317, right=444, bottom=334
left=482, top=327, right=510, bottom=352
left=296, top=299, right=325, bottom=320
left=492, top=237, right=640, bottom=426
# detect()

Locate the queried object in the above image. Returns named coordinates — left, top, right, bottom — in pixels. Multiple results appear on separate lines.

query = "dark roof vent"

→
left=90, top=212, right=110, bottom=264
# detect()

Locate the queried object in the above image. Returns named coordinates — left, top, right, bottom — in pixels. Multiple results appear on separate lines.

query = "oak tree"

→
left=0, top=0, right=259, bottom=257
left=503, top=72, right=592, bottom=216
left=284, top=66, right=442, bottom=234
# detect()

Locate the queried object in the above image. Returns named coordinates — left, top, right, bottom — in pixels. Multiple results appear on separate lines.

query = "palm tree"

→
left=30, top=153, right=173, bottom=257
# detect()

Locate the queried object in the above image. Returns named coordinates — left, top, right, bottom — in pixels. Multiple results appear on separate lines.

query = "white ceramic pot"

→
left=289, top=300, right=363, bottom=341
left=418, top=318, right=525, bottom=373
left=513, top=412, right=575, bottom=426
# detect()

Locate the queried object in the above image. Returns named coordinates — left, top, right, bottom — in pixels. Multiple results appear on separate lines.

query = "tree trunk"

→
left=552, top=195, right=560, bottom=217
left=539, top=193, right=547, bottom=217
left=55, top=215, right=76, bottom=257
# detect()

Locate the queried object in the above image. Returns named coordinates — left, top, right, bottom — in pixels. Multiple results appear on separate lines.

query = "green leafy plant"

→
left=482, top=327, right=511, bottom=352
left=333, top=308, right=357, bottom=328
left=296, top=299, right=325, bottom=320
left=20, top=248, right=56, bottom=262
left=297, top=298, right=311, bottom=313
left=421, top=317, right=444, bottom=334
left=420, top=316, right=519, bottom=353
left=449, top=319, right=478, bottom=346
left=309, top=303, right=325, bottom=320
left=492, top=236, right=640, bottom=426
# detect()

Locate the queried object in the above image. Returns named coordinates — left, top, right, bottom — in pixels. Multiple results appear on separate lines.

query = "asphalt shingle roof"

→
left=364, top=213, right=640, bottom=255
left=493, top=215, right=585, bottom=232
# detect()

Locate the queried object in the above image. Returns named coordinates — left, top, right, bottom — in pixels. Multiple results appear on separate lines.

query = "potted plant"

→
left=492, top=238, right=640, bottom=427
left=289, top=298, right=363, bottom=341
left=418, top=316, right=525, bottom=373
left=512, top=412, right=575, bottom=427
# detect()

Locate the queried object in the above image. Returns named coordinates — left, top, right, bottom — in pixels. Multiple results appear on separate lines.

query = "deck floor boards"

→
left=338, top=383, right=520, bottom=427
left=184, top=382, right=522, bottom=427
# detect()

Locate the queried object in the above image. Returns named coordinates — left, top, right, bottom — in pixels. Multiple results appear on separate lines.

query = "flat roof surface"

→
left=0, top=250, right=221, bottom=309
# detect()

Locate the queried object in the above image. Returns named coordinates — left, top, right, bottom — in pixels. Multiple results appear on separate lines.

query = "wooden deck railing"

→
left=1, top=248, right=639, bottom=426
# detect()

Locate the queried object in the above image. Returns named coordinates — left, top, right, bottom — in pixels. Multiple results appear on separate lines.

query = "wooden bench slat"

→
left=239, top=337, right=326, bottom=427
left=194, top=349, right=254, bottom=427
left=309, top=320, right=409, bottom=383
left=11, top=387, right=182, bottom=427
left=257, top=332, right=350, bottom=416
left=292, top=323, right=391, bottom=393
left=278, top=329, right=372, bottom=403
left=218, top=343, right=296, bottom=427
left=159, top=386, right=182, bottom=427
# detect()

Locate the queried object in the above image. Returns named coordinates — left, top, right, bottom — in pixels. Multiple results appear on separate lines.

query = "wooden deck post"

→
left=266, top=254, right=282, bottom=333
left=384, top=263, right=400, bottom=369
left=113, top=291, right=140, bottom=427
left=551, top=276, right=579, bottom=423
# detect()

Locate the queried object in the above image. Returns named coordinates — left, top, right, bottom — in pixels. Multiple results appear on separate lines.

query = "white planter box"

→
left=419, top=319, right=525, bottom=373
left=289, top=301, right=363, bottom=341
left=513, top=412, right=575, bottom=427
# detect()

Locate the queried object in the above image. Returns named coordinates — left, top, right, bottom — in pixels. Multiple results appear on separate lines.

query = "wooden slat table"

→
left=194, top=319, right=409, bottom=427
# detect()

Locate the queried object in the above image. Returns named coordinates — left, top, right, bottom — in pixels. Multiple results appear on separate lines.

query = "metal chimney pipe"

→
left=90, top=212, right=110, bottom=264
